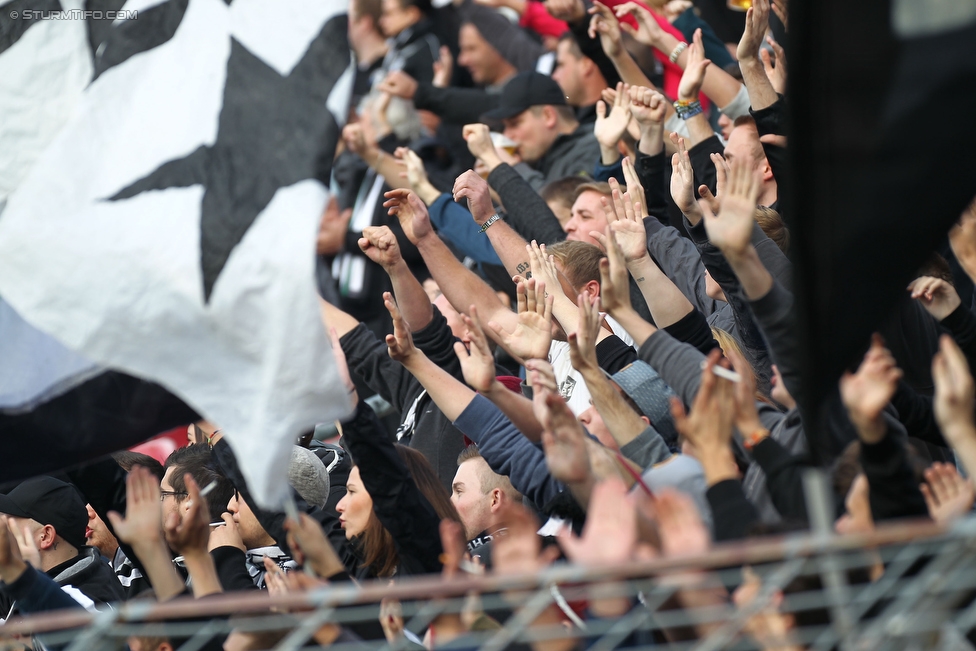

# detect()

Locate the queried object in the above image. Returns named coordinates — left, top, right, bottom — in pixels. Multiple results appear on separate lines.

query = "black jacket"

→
left=340, top=401, right=444, bottom=579
left=340, top=306, right=508, bottom=490
left=47, top=546, right=126, bottom=607
left=383, top=18, right=440, bottom=86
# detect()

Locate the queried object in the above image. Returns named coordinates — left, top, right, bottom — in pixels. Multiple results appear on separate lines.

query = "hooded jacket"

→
left=512, top=121, right=601, bottom=191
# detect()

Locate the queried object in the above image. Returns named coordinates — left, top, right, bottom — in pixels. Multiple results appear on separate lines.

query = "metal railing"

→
left=3, top=515, right=975, bottom=651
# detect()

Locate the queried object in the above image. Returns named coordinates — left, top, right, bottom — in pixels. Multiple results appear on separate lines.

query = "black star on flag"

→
left=0, top=0, right=354, bottom=506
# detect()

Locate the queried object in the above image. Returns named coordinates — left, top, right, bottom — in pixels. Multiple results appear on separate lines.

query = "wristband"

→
left=668, top=42, right=688, bottom=64
left=673, top=99, right=703, bottom=120
left=479, top=213, right=501, bottom=233
left=742, top=427, right=770, bottom=450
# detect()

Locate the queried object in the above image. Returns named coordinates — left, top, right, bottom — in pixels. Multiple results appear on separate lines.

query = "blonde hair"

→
left=710, top=328, right=759, bottom=391
left=547, top=240, right=605, bottom=290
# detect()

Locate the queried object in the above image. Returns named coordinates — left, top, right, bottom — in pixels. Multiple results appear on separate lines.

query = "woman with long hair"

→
left=332, top=330, right=460, bottom=579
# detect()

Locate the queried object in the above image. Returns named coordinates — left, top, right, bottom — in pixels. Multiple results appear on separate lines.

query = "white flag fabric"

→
left=0, top=0, right=354, bottom=507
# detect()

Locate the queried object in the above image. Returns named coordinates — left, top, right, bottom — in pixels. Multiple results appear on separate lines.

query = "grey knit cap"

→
left=460, top=2, right=545, bottom=73
left=287, top=446, right=330, bottom=509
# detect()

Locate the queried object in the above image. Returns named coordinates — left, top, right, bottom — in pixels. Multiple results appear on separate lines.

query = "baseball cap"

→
left=610, top=362, right=679, bottom=448
left=0, top=476, right=88, bottom=549
left=482, top=71, right=567, bottom=121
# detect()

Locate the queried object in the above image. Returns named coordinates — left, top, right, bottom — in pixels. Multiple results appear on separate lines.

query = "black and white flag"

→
left=0, top=0, right=355, bottom=506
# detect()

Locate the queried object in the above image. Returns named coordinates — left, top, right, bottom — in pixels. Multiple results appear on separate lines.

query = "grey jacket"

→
left=636, top=329, right=805, bottom=522
left=513, top=122, right=601, bottom=191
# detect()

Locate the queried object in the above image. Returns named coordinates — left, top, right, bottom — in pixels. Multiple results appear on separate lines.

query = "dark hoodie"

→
left=1, top=546, right=125, bottom=621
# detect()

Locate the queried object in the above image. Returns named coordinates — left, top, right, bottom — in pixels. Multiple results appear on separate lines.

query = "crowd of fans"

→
left=3, top=0, right=976, bottom=648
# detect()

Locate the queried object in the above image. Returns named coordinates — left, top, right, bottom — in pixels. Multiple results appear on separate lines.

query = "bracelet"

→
left=673, top=99, right=703, bottom=120
left=479, top=213, right=501, bottom=233
left=742, top=427, right=770, bottom=451
left=668, top=41, right=688, bottom=64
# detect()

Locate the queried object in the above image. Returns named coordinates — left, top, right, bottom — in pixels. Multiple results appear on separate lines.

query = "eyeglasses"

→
left=159, top=490, right=188, bottom=501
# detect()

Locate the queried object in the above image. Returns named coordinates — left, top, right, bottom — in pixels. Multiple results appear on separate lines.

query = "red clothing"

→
left=597, top=0, right=691, bottom=104
left=519, top=0, right=569, bottom=39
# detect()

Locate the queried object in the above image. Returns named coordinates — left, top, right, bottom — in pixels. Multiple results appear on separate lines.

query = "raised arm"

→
left=383, top=188, right=519, bottom=334
left=386, top=294, right=565, bottom=508
left=569, top=292, right=669, bottom=460
left=464, top=124, right=565, bottom=245
left=735, top=0, right=780, bottom=113
left=359, top=225, right=433, bottom=331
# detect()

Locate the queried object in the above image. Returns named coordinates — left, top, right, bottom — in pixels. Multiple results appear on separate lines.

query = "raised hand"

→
left=377, top=70, right=418, bottom=100
left=671, top=350, right=736, bottom=458
left=359, top=225, right=403, bottom=270
left=163, top=474, right=211, bottom=557
left=394, top=147, right=436, bottom=202
left=677, top=29, right=709, bottom=101
left=839, top=335, right=902, bottom=444
left=921, top=462, right=975, bottom=524
left=341, top=122, right=368, bottom=157
left=568, top=294, right=602, bottom=374
left=537, top=388, right=592, bottom=485
left=697, top=151, right=730, bottom=216
left=452, top=169, right=496, bottom=225
left=597, top=223, right=634, bottom=315
left=628, top=86, right=667, bottom=126
left=760, top=37, right=787, bottom=94
left=432, top=45, right=453, bottom=88
left=595, top=82, right=633, bottom=164
left=932, top=334, right=976, bottom=452
left=908, top=276, right=962, bottom=322
left=614, top=2, right=666, bottom=49
left=593, top=181, right=647, bottom=262
left=107, top=465, right=165, bottom=548
left=284, top=512, right=345, bottom=579
left=0, top=516, right=28, bottom=583
left=487, top=277, right=553, bottom=362
left=524, top=358, right=560, bottom=396
left=727, top=348, right=768, bottom=446
left=384, top=292, right=419, bottom=364
left=383, top=188, right=433, bottom=244
left=455, top=306, right=500, bottom=393
left=7, top=516, right=40, bottom=572
left=544, top=0, right=586, bottom=23
left=629, top=86, right=667, bottom=155
left=771, top=0, right=787, bottom=31
left=588, top=1, right=624, bottom=58
left=736, top=0, right=769, bottom=63
left=669, top=134, right=697, bottom=215
left=655, top=489, right=711, bottom=557
left=492, top=501, right=560, bottom=576
left=557, top=478, right=636, bottom=565
left=379, top=598, right=406, bottom=643
left=462, top=123, right=502, bottom=169
left=701, top=157, right=761, bottom=259
left=621, top=157, right=649, bottom=218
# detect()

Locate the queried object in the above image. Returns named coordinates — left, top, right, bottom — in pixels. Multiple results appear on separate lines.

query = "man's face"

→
left=551, top=40, right=584, bottom=106
left=160, top=466, right=185, bottom=525
left=458, top=24, right=504, bottom=86
left=723, top=123, right=763, bottom=169
left=576, top=404, right=620, bottom=451
left=546, top=199, right=573, bottom=228
left=451, top=459, right=494, bottom=540
left=563, top=190, right=608, bottom=246
left=379, top=0, right=415, bottom=38
left=227, top=492, right=272, bottom=550
left=85, top=504, right=119, bottom=558
left=502, top=108, right=553, bottom=164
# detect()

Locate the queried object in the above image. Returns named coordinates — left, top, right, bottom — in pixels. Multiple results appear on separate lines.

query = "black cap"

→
left=482, top=71, right=567, bottom=121
left=0, top=476, right=88, bottom=549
